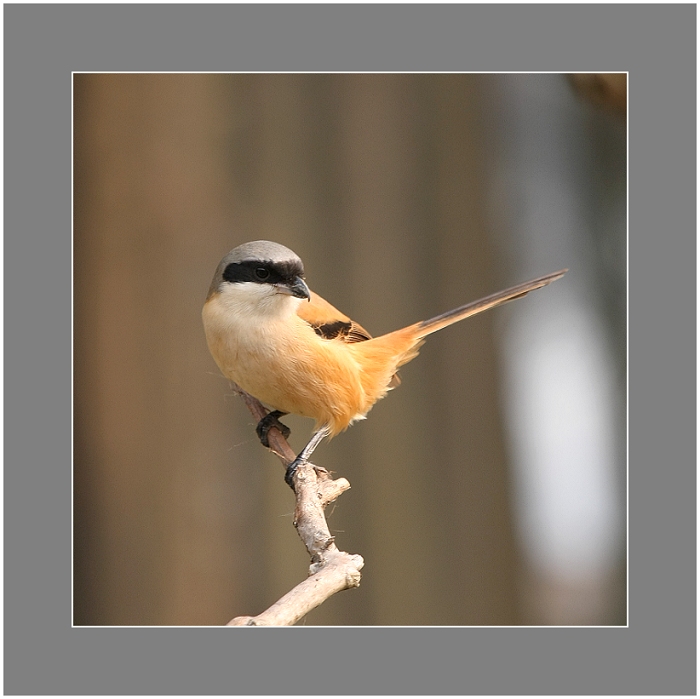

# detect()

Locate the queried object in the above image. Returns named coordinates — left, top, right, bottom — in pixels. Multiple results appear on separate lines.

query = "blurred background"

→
left=74, top=73, right=626, bottom=626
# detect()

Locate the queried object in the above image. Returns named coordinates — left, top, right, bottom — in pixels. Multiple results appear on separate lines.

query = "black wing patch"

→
left=309, top=319, right=372, bottom=343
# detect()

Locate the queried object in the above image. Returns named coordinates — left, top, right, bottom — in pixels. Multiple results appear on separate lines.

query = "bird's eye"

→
left=254, top=267, right=270, bottom=281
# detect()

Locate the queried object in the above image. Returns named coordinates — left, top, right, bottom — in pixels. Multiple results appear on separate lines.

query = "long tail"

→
left=351, top=268, right=567, bottom=413
left=413, top=268, right=568, bottom=339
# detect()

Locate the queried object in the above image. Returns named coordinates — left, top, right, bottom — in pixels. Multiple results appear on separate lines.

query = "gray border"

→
left=5, top=3, right=695, bottom=695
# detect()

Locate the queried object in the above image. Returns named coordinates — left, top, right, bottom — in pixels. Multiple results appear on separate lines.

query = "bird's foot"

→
left=284, top=457, right=306, bottom=490
left=255, top=410, right=290, bottom=448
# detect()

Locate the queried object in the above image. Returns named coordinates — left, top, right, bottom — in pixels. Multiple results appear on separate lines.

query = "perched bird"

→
left=203, top=241, right=566, bottom=486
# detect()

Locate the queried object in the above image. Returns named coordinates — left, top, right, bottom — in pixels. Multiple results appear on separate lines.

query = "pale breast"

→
left=203, top=294, right=369, bottom=432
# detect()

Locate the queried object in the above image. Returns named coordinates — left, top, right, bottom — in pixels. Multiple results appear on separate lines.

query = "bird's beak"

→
left=277, top=276, right=311, bottom=301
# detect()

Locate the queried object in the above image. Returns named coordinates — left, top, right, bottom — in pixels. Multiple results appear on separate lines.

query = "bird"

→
left=202, top=240, right=566, bottom=487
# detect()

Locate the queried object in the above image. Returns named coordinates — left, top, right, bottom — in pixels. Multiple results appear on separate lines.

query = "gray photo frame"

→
left=5, top=4, right=695, bottom=696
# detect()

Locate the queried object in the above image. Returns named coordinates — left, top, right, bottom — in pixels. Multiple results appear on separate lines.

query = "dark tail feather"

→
left=415, top=269, right=567, bottom=338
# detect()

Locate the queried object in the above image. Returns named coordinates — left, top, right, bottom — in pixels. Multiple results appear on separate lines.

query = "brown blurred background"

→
left=74, top=73, right=626, bottom=626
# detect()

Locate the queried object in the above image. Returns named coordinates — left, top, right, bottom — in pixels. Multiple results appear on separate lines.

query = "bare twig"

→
left=226, top=383, right=364, bottom=626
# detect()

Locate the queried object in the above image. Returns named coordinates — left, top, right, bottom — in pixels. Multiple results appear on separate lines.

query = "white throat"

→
left=215, top=282, right=302, bottom=324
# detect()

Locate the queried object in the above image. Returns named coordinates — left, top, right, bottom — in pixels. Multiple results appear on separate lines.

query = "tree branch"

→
left=226, top=383, right=364, bottom=626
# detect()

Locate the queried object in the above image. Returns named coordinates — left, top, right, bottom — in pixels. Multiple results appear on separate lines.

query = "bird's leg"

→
left=284, top=425, right=331, bottom=489
left=255, top=410, right=290, bottom=448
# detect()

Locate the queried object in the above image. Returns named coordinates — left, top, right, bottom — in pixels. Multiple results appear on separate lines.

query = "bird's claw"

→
left=255, top=410, right=290, bottom=448
left=284, top=457, right=305, bottom=490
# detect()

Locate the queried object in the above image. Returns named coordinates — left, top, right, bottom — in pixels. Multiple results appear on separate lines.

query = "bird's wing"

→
left=297, top=291, right=373, bottom=343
